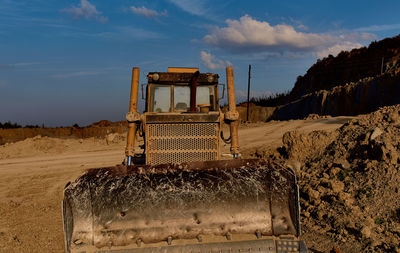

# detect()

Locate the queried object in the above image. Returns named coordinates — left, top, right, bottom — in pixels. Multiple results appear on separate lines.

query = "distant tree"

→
left=72, top=123, right=80, bottom=128
left=0, top=121, right=22, bottom=129
left=25, top=124, right=40, bottom=128
left=249, top=90, right=291, bottom=107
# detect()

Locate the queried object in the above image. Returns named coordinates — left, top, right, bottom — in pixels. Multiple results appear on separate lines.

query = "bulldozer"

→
left=62, top=66, right=308, bottom=253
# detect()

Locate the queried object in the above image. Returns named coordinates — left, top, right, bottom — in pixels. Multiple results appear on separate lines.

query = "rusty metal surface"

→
left=68, top=236, right=307, bottom=253
left=145, top=112, right=220, bottom=123
left=144, top=113, right=221, bottom=165
left=126, top=67, right=140, bottom=157
left=167, top=67, right=199, bottom=73
left=95, top=238, right=284, bottom=253
left=189, top=71, right=199, bottom=112
left=94, top=238, right=307, bottom=253
left=63, top=159, right=300, bottom=252
left=147, top=72, right=218, bottom=84
left=225, top=66, right=239, bottom=156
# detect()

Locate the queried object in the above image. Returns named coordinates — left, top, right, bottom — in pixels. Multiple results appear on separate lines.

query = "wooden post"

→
left=246, top=64, right=251, bottom=121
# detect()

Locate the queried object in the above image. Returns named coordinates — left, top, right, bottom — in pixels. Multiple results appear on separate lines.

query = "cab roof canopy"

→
left=168, top=67, right=199, bottom=73
left=147, top=69, right=219, bottom=84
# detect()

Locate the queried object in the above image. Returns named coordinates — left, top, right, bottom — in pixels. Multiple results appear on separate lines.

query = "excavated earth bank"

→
left=251, top=105, right=400, bottom=252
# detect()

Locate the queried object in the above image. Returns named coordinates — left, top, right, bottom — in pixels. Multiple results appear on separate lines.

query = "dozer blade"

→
left=62, top=159, right=305, bottom=253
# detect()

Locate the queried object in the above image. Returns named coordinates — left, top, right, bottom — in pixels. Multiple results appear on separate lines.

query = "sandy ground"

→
left=0, top=116, right=354, bottom=253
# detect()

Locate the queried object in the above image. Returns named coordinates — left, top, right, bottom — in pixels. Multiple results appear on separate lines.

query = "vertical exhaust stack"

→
left=225, top=66, right=240, bottom=157
left=125, top=67, right=141, bottom=165
left=189, top=71, right=200, bottom=112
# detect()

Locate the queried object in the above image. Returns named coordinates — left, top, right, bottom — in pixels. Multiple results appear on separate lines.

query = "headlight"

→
left=152, top=73, right=159, bottom=81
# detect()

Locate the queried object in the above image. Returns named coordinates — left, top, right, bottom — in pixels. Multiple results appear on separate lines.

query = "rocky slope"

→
left=290, top=35, right=400, bottom=101
left=272, top=69, right=400, bottom=120
left=234, top=35, right=400, bottom=123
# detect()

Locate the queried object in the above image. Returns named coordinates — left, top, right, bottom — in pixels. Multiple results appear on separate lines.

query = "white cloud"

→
left=204, top=15, right=368, bottom=57
left=61, top=0, right=108, bottom=23
left=288, top=17, right=308, bottom=31
left=130, top=6, right=167, bottom=18
left=204, top=15, right=336, bottom=53
left=356, top=23, right=400, bottom=32
left=168, top=0, right=207, bottom=16
left=200, top=51, right=231, bottom=69
left=315, top=41, right=364, bottom=58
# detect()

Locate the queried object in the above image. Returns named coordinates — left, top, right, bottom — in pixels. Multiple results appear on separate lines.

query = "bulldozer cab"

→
left=138, top=68, right=224, bottom=165
left=145, top=68, right=219, bottom=113
left=146, top=76, right=218, bottom=113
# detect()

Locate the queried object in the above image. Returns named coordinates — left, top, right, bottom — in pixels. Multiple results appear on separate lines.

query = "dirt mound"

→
left=89, top=120, right=126, bottom=127
left=0, top=124, right=127, bottom=145
left=303, top=114, right=332, bottom=120
left=0, top=133, right=126, bottom=159
left=279, top=105, right=400, bottom=252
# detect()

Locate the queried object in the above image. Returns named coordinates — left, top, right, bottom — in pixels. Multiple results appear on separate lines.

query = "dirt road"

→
left=0, top=116, right=353, bottom=252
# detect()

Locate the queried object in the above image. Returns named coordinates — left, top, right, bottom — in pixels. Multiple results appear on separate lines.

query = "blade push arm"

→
left=125, top=67, right=141, bottom=165
left=225, top=66, right=240, bottom=157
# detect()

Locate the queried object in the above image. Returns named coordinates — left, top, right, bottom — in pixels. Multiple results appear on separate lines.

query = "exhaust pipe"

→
left=225, top=66, right=240, bottom=157
left=125, top=67, right=141, bottom=165
left=189, top=71, right=200, bottom=112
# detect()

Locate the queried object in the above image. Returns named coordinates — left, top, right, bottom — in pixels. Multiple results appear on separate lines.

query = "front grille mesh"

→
left=146, top=123, right=219, bottom=165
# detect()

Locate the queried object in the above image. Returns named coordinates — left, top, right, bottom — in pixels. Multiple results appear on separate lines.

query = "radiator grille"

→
left=146, top=123, right=219, bottom=165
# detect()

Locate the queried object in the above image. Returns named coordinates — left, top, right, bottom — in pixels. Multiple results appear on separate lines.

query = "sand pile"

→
left=279, top=105, right=400, bottom=252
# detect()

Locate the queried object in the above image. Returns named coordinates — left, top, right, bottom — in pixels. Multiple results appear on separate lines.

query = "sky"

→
left=1, top=0, right=399, bottom=127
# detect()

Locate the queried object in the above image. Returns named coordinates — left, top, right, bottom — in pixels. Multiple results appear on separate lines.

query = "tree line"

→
left=0, top=121, right=41, bottom=129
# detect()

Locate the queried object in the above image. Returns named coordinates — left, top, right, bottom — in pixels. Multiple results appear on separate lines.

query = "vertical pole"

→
left=246, top=64, right=251, bottom=121
left=189, top=71, right=200, bottom=112
left=226, top=66, right=239, bottom=157
left=126, top=67, right=140, bottom=165
left=381, top=57, right=384, bottom=74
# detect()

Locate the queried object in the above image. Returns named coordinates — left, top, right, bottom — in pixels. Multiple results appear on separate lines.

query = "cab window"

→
left=149, top=84, right=216, bottom=112
left=196, top=86, right=215, bottom=107
left=174, top=86, right=190, bottom=111
left=149, top=85, right=171, bottom=112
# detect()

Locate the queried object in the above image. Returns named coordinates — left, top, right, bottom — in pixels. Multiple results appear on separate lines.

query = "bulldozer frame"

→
left=62, top=66, right=308, bottom=253
left=125, top=67, right=239, bottom=166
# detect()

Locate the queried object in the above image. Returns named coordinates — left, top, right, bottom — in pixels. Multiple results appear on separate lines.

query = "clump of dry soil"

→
left=280, top=105, right=400, bottom=252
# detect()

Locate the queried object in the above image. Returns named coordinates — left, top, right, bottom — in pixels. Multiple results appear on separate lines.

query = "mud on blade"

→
left=62, top=159, right=302, bottom=252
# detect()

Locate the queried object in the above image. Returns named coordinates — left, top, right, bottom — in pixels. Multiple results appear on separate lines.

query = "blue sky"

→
left=1, top=0, right=399, bottom=126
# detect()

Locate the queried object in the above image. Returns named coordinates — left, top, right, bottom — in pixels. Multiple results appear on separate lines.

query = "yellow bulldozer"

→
left=62, top=67, right=308, bottom=253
